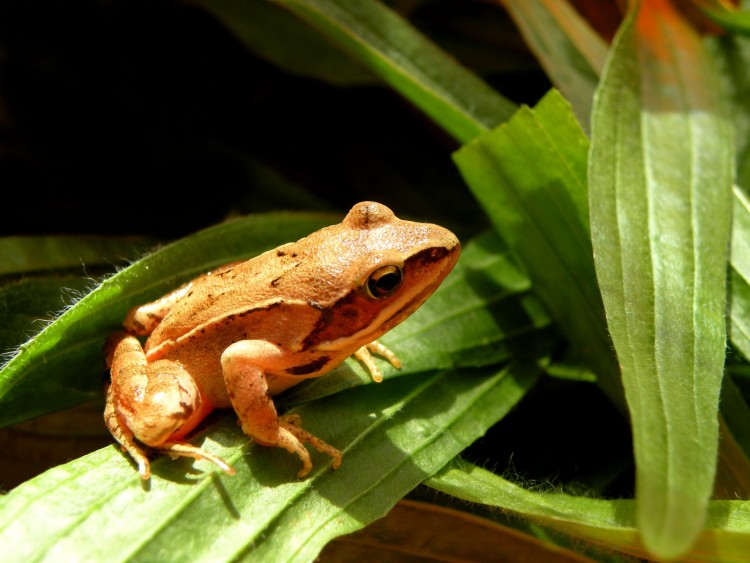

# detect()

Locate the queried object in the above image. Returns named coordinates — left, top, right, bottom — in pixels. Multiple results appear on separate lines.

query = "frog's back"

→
left=144, top=243, right=316, bottom=353
left=143, top=200, right=461, bottom=362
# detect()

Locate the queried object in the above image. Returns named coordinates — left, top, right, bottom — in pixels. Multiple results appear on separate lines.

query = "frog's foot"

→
left=156, top=441, right=236, bottom=476
left=105, top=384, right=153, bottom=479
left=245, top=414, right=341, bottom=478
left=353, top=340, right=402, bottom=383
left=278, top=414, right=342, bottom=478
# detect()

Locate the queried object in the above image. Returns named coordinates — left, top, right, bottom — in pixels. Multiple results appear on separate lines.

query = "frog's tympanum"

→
left=104, top=201, right=460, bottom=479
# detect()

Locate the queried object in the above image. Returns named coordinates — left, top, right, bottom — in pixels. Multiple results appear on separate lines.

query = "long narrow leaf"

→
left=0, top=361, right=544, bottom=561
left=588, top=0, right=734, bottom=558
left=453, top=90, right=623, bottom=410
left=0, top=277, right=92, bottom=356
left=272, top=0, right=516, bottom=143
left=693, top=0, right=750, bottom=34
left=502, top=0, right=608, bottom=129
left=190, top=0, right=375, bottom=86
left=730, top=186, right=750, bottom=359
left=0, top=236, right=152, bottom=277
left=427, top=460, right=750, bottom=562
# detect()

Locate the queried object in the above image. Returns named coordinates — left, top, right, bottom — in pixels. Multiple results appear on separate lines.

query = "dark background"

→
left=0, top=0, right=559, bottom=240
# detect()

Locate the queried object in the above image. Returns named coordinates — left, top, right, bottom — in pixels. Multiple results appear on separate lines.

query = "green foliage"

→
left=4, top=0, right=750, bottom=561
left=589, top=2, right=734, bottom=557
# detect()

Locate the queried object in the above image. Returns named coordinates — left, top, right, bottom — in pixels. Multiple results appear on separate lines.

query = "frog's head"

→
left=303, top=201, right=460, bottom=352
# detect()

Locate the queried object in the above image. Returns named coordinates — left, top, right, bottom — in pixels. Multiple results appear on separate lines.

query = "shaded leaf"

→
left=502, top=0, right=608, bottom=129
left=274, top=0, right=516, bottom=143
left=321, top=499, right=595, bottom=563
left=0, top=276, right=91, bottom=358
left=453, top=89, right=623, bottom=411
left=190, top=0, right=376, bottom=86
left=0, top=236, right=152, bottom=277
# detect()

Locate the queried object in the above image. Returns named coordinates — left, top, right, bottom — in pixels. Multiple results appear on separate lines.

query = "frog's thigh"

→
left=107, top=332, right=205, bottom=448
left=221, top=340, right=341, bottom=477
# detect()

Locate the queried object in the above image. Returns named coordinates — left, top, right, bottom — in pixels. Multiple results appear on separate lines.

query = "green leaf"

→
left=707, top=30, right=750, bottom=190
left=730, top=187, right=750, bottom=360
left=0, top=276, right=92, bottom=357
left=273, top=0, right=517, bottom=143
left=0, top=236, right=152, bottom=277
left=190, top=0, right=376, bottom=86
left=723, top=184, right=750, bottom=498
left=502, top=0, right=608, bottom=130
left=426, top=460, right=750, bottom=562
left=693, top=0, right=750, bottom=35
left=588, top=1, right=734, bottom=558
left=453, top=89, right=623, bottom=411
left=716, top=376, right=750, bottom=498
left=0, top=211, right=336, bottom=428
left=0, top=361, right=544, bottom=561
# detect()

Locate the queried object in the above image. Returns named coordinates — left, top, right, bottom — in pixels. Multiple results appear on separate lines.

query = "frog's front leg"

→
left=105, top=332, right=235, bottom=479
left=221, top=340, right=342, bottom=478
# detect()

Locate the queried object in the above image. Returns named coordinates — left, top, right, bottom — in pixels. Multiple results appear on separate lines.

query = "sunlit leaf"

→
left=731, top=186, right=750, bottom=360
left=693, top=0, right=750, bottom=34
left=427, top=460, right=750, bottom=562
left=0, top=361, right=544, bottom=561
left=588, top=1, right=734, bottom=557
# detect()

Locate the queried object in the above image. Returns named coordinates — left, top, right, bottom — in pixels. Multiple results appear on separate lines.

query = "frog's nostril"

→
left=429, top=247, right=449, bottom=260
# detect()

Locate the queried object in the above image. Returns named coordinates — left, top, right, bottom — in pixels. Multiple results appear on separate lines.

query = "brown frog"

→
left=105, top=202, right=460, bottom=479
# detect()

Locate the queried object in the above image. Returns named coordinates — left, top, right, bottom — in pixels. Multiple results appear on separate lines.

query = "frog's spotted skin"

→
left=105, top=202, right=460, bottom=480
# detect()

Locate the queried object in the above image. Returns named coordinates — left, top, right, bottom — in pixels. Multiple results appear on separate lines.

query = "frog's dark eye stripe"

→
left=365, top=265, right=403, bottom=299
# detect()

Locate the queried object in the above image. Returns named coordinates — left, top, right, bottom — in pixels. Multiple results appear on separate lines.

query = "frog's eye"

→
left=365, top=265, right=403, bottom=299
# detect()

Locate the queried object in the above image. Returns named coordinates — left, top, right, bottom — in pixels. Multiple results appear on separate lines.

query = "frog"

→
left=104, top=201, right=460, bottom=480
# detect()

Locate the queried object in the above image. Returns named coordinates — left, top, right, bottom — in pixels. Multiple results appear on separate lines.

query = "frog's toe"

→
left=157, top=441, right=236, bottom=476
left=279, top=413, right=302, bottom=427
left=278, top=420, right=342, bottom=476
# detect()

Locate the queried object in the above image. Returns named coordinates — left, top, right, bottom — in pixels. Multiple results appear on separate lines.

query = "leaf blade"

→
left=502, top=0, right=608, bottom=129
left=273, top=0, right=516, bottom=142
left=426, top=460, right=750, bottom=562
left=0, top=362, right=544, bottom=562
left=588, top=1, right=734, bottom=557
left=453, top=90, right=623, bottom=410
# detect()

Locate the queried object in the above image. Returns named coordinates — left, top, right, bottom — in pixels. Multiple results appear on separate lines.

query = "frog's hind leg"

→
left=104, top=382, right=152, bottom=479
left=105, top=332, right=234, bottom=479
